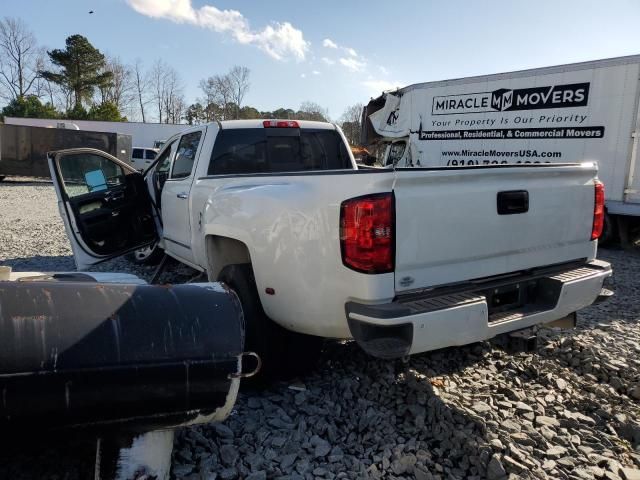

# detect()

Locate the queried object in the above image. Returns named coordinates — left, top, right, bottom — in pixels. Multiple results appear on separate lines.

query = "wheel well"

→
left=205, top=235, right=251, bottom=280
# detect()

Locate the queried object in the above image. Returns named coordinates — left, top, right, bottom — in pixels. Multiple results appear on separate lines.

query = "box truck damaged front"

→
left=362, top=54, right=640, bottom=244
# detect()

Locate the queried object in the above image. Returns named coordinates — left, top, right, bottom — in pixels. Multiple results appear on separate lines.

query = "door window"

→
left=58, top=153, right=126, bottom=198
left=171, top=131, right=203, bottom=179
left=132, top=148, right=143, bottom=159
left=145, top=149, right=157, bottom=160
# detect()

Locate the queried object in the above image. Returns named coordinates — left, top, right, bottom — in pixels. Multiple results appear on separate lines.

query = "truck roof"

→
left=389, top=53, right=640, bottom=96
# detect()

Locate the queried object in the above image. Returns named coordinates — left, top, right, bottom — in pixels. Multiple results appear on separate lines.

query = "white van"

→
left=130, top=147, right=159, bottom=170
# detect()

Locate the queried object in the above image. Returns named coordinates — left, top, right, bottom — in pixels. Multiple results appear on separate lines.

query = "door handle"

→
left=497, top=190, right=529, bottom=215
left=176, top=193, right=188, bottom=199
left=105, top=191, right=125, bottom=203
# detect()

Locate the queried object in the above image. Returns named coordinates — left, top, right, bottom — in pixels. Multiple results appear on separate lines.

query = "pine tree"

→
left=40, top=35, right=112, bottom=110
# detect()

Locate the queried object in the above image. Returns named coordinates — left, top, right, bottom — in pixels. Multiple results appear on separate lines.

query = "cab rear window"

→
left=207, top=128, right=351, bottom=175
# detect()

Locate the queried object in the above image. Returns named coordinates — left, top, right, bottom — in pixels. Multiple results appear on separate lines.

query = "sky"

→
left=4, top=0, right=640, bottom=121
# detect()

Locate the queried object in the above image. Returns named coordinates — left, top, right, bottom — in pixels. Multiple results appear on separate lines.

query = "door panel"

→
left=161, top=129, right=205, bottom=263
left=49, top=148, right=158, bottom=270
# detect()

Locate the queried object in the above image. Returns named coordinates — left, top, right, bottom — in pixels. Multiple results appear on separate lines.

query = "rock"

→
left=621, top=468, right=640, bottom=480
left=214, top=424, right=234, bottom=438
left=486, top=455, right=507, bottom=480
left=294, top=391, right=307, bottom=405
left=328, top=446, right=344, bottom=463
left=610, top=376, right=624, bottom=392
left=630, top=385, right=640, bottom=401
left=314, top=443, right=331, bottom=458
left=546, top=446, right=567, bottom=459
left=271, top=436, right=286, bottom=448
left=510, top=433, right=536, bottom=447
left=502, top=455, right=527, bottom=474
left=472, top=401, right=493, bottom=413
left=172, top=465, right=195, bottom=477
left=490, top=439, right=504, bottom=450
left=540, top=426, right=557, bottom=441
left=313, top=467, right=328, bottom=476
left=399, top=454, right=417, bottom=473
left=501, top=419, right=522, bottom=433
left=555, top=378, right=568, bottom=391
left=414, top=466, right=433, bottom=480
left=515, top=402, right=533, bottom=412
left=245, top=472, right=266, bottom=480
left=557, top=457, right=576, bottom=468
left=279, top=453, right=297, bottom=471
left=542, top=460, right=557, bottom=471
left=536, top=416, right=561, bottom=428
left=219, top=445, right=238, bottom=466
left=218, top=467, right=238, bottom=480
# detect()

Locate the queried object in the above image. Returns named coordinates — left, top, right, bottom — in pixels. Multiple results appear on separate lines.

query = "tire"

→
left=599, top=212, right=617, bottom=246
left=218, top=264, right=322, bottom=380
left=125, top=243, right=164, bottom=265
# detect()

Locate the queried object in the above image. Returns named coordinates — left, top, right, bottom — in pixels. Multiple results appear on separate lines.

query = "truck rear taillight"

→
left=263, top=120, right=300, bottom=128
left=591, top=180, right=605, bottom=240
left=340, top=193, right=394, bottom=274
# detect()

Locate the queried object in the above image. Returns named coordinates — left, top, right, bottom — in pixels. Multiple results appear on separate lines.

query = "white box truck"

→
left=362, top=54, right=640, bottom=244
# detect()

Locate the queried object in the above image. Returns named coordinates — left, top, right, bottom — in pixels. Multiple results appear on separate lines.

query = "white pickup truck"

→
left=48, top=119, right=612, bottom=370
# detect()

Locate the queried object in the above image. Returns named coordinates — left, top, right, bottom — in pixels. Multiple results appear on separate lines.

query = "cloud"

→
left=300, top=73, right=307, bottom=78
left=322, top=38, right=338, bottom=49
left=321, top=57, right=335, bottom=66
left=379, top=66, right=389, bottom=75
left=339, top=57, right=366, bottom=72
left=127, top=0, right=309, bottom=61
left=345, top=47, right=357, bottom=57
left=312, top=70, right=321, bottom=75
left=362, top=79, right=402, bottom=93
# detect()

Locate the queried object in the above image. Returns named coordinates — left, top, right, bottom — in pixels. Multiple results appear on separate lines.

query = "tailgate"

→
left=393, top=164, right=598, bottom=292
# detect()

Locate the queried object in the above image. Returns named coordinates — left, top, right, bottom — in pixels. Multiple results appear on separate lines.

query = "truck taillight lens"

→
left=591, top=181, right=605, bottom=240
left=340, top=193, right=394, bottom=274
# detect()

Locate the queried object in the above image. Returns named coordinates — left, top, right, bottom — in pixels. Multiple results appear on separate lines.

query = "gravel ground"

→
left=1, top=179, right=640, bottom=480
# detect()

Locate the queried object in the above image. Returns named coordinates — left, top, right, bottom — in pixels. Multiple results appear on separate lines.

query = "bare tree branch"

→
left=228, top=65, right=250, bottom=120
left=0, top=17, right=43, bottom=101
left=133, top=58, right=150, bottom=122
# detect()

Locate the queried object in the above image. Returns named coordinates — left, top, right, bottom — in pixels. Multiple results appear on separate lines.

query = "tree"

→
left=267, top=107, right=295, bottom=119
left=40, top=34, right=112, bottom=110
left=185, top=103, right=205, bottom=125
left=66, top=103, right=88, bottom=120
left=297, top=101, right=329, bottom=122
left=88, top=101, right=125, bottom=121
left=150, top=59, right=184, bottom=123
left=198, top=66, right=250, bottom=121
left=0, top=17, right=44, bottom=102
left=133, top=58, right=150, bottom=122
left=228, top=65, right=250, bottom=119
left=1, top=94, right=57, bottom=118
left=238, top=105, right=260, bottom=119
left=199, top=73, right=232, bottom=120
left=97, top=56, right=135, bottom=117
left=339, top=102, right=364, bottom=146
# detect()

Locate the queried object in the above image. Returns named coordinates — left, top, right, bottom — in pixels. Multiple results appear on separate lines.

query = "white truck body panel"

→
left=393, top=163, right=598, bottom=292
left=367, top=54, right=640, bottom=214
